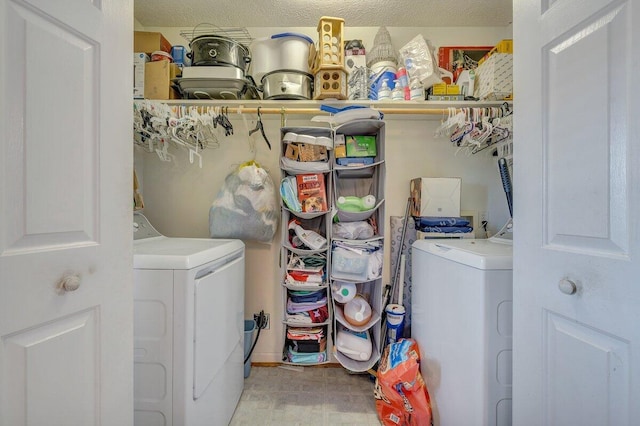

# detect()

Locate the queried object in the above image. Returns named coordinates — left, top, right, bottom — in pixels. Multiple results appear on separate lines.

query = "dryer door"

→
left=193, top=251, right=244, bottom=399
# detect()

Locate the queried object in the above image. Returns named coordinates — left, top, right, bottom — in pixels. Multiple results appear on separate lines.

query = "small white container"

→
left=249, top=32, right=314, bottom=83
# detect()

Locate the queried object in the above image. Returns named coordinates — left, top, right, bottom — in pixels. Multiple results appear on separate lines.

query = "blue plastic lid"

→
left=271, top=32, right=313, bottom=44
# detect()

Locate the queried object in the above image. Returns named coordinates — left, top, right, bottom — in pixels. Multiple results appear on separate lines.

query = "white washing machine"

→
left=412, top=239, right=513, bottom=426
left=133, top=213, right=245, bottom=426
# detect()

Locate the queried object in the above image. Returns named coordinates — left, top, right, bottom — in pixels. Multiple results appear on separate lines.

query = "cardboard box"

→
left=334, top=134, right=346, bottom=158
left=427, top=94, right=465, bottom=101
left=144, top=61, right=181, bottom=100
left=133, top=53, right=149, bottom=99
left=437, top=46, right=493, bottom=73
left=474, top=53, right=513, bottom=101
left=345, top=45, right=367, bottom=74
left=345, top=135, right=376, bottom=157
left=410, top=177, right=461, bottom=217
left=296, top=173, right=328, bottom=213
left=134, top=31, right=172, bottom=54
left=431, top=83, right=461, bottom=95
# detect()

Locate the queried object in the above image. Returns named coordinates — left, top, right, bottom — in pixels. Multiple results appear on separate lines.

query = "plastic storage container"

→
left=244, top=319, right=256, bottom=378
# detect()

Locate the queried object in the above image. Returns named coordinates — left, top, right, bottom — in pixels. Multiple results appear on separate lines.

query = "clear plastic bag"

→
left=399, top=35, right=442, bottom=90
left=209, top=161, right=279, bottom=243
left=332, top=221, right=375, bottom=240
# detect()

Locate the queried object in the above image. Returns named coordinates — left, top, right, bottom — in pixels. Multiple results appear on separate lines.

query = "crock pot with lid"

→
left=188, top=34, right=251, bottom=71
left=249, top=32, right=314, bottom=83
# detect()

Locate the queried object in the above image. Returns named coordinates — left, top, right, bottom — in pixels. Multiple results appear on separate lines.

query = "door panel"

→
left=543, top=3, right=629, bottom=255
left=2, top=1, right=99, bottom=255
left=543, top=311, right=629, bottom=426
left=3, top=309, right=98, bottom=425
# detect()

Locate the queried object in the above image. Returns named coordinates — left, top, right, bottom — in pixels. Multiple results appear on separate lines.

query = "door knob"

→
left=558, top=278, right=577, bottom=295
left=57, top=273, right=81, bottom=293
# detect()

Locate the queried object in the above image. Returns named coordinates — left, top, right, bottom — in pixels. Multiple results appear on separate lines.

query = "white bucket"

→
left=368, top=60, right=397, bottom=100
left=249, top=32, right=313, bottom=83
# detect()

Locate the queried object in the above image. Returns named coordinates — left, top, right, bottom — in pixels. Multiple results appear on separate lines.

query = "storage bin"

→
left=134, top=31, right=172, bottom=54
left=244, top=319, right=256, bottom=378
left=331, top=241, right=383, bottom=282
left=474, top=53, right=513, bottom=101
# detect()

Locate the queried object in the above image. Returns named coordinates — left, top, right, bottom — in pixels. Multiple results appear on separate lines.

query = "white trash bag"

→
left=209, top=161, right=279, bottom=243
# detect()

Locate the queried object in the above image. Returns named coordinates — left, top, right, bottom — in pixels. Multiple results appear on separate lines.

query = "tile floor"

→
left=230, top=365, right=382, bottom=425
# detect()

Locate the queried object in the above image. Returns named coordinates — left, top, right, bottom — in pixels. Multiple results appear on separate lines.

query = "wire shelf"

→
left=180, top=23, right=253, bottom=46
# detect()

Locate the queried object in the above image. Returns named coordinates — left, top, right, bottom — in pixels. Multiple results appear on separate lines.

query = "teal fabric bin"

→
left=244, top=319, right=257, bottom=378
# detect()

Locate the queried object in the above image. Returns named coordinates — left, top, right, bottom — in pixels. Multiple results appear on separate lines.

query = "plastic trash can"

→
left=244, top=319, right=257, bottom=378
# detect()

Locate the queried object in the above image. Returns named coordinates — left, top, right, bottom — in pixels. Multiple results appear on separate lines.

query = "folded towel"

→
left=285, top=347, right=327, bottom=364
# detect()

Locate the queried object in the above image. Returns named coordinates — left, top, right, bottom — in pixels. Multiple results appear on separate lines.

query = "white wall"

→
left=135, top=25, right=513, bottom=362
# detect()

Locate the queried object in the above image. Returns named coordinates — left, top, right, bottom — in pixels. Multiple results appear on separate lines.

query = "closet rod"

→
left=172, top=106, right=458, bottom=116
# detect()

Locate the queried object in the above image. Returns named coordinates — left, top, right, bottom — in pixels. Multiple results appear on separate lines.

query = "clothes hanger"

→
left=249, top=107, right=272, bottom=150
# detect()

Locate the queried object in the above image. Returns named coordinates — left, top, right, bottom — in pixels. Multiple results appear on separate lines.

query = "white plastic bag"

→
left=209, top=161, right=279, bottom=243
left=399, top=34, right=442, bottom=90
left=332, top=221, right=375, bottom=240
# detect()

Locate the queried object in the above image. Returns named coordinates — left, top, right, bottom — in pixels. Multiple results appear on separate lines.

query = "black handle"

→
left=498, top=157, right=513, bottom=217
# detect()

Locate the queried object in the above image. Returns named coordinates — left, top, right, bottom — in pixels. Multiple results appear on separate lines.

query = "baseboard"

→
left=251, top=362, right=344, bottom=368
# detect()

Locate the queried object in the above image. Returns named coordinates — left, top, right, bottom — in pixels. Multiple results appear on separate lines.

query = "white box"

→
left=474, top=53, right=512, bottom=101
left=410, top=177, right=461, bottom=217
left=133, top=52, right=149, bottom=99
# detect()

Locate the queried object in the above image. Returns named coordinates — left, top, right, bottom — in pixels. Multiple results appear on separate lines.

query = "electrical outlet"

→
left=254, top=313, right=270, bottom=330
left=479, top=211, right=488, bottom=224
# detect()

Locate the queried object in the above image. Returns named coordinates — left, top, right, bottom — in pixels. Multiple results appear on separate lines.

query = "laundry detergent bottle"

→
left=344, top=295, right=372, bottom=326
left=332, top=281, right=357, bottom=303
left=336, top=325, right=372, bottom=361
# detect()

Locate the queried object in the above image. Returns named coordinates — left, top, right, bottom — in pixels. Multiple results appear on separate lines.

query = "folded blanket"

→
left=417, top=226, right=473, bottom=233
left=287, top=327, right=325, bottom=340
left=287, top=297, right=328, bottom=313
left=414, top=216, right=471, bottom=227
left=288, top=289, right=326, bottom=303
left=286, top=305, right=329, bottom=323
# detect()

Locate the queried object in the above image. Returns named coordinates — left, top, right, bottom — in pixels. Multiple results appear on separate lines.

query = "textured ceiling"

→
left=134, top=0, right=513, bottom=28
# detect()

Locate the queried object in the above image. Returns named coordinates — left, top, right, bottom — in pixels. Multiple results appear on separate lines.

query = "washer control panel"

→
left=133, top=213, right=162, bottom=240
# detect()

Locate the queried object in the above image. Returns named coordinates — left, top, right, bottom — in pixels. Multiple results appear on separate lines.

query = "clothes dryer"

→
left=412, top=239, right=513, bottom=426
left=133, top=213, right=245, bottom=426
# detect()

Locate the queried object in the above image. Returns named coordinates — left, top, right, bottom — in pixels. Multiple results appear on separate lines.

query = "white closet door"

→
left=0, top=1, right=133, bottom=425
left=514, top=0, right=640, bottom=424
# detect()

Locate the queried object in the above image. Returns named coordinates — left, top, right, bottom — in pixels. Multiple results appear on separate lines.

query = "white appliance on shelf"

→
left=412, top=239, right=513, bottom=426
left=133, top=212, right=245, bottom=426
